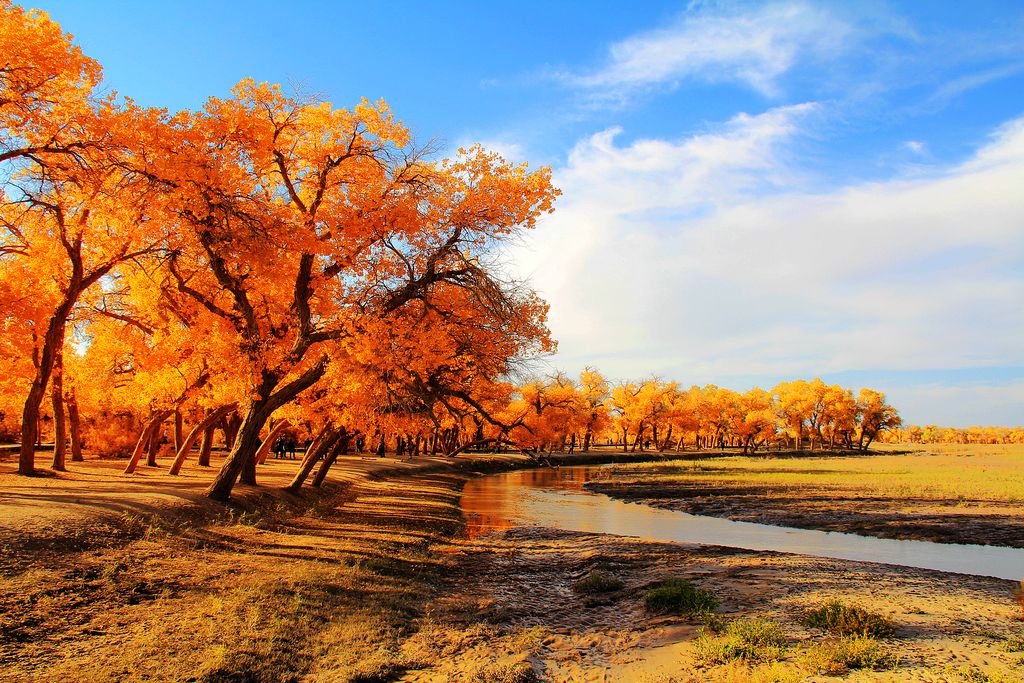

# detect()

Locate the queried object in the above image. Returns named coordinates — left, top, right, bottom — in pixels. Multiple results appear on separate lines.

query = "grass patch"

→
left=693, top=618, right=788, bottom=665
left=948, top=664, right=1021, bottom=683
left=469, top=661, right=540, bottom=683
left=572, top=570, right=624, bottom=594
left=801, top=635, right=898, bottom=674
left=1000, top=637, right=1024, bottom=653
left=803, top=599, right=895, bottom=637
left=643, top=577, right=717, bottom=615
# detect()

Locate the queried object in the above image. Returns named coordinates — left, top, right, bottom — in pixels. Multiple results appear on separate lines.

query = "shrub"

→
left=803, top=600, right=894, bottom=637
left=1013, top=580, right=1024, bottom=618
left=572, top=570, right=624, bottom=594
left=470, top=661, right=540, bottom=683
left=801, top=635, right=898, bottom=674
left=693, top=618, right=788, bottom=664
left=643, top=578, right=717, bottom=615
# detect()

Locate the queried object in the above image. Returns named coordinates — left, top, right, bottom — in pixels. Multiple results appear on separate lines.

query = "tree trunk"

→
left=50, top=356, right=67, bottom=472
left=207, top=359, right=328, bottom=501
left=146, top=422, right=162, bottom=467
left=124, top=410, right=173, bottom=474
left=582, top=428, right=592, bottom=452
left=198, top=425, right=215, bottom=466
left=169, top=405, right=237, bottom=475
left=632, top=425, right=644, bottom=453
left=255, top=419, right=290, bottom=465
left=221, top=411, right=241, bottom=450
left=67, top=385, right=83, bottom=462
left=286, top=425, right=338, bottom=493
left=173, top=410, right=184, bottom=452
left=19, top=288, right=79, bottom=475
left=312, top=429, right=349, bottom=488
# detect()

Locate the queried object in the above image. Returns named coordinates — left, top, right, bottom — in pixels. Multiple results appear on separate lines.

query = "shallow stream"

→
left=460, top=465, right=1024, bottom=581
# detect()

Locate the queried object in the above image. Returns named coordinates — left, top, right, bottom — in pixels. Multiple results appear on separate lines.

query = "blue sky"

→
left=35, top=0, right=1024, bottom=427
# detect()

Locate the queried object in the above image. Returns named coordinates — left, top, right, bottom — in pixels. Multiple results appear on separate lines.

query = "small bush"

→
left=1000, top=637, right=1024, bottom=653
left=643, top=578, right=717, bottom=615
left=1013, top=580, right=1024, bottom=618
left=803, top=600, right=894, bottom=637
left=572, top=570, right=624, bottom=594
left=948, top=664, right=1020, bottom=683
left=801, top=635, right=898, bottom=674
left=693, top=618, right=788, bottom=664
left=470, top=661, right=540, bottom=683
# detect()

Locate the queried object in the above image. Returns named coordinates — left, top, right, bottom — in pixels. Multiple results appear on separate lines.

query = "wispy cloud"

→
left=510, top=112, right=1024, bottom=422
left=563, top=1, right=854, bottom=98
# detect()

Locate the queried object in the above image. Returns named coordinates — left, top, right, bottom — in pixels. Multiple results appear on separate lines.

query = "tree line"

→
left=880, top=425, right=1024, bottom=445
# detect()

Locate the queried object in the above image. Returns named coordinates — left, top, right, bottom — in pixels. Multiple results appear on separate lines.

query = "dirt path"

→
left=0, top=452, right=526, bottom=682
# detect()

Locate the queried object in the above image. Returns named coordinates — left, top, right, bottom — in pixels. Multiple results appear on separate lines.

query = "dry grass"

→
left=803, top=599, right=895, bottom=637
left=0, top=465, right=476, bottom=683
left=607, top=442, right=1024, bottom=502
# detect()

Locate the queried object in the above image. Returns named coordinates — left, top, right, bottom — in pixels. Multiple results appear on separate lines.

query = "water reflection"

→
left=461, top=466, right=1024, bottom=581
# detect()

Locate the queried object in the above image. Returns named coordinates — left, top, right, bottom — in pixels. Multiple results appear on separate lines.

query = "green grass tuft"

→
left=693, top=618, right=788, bottom=664
left=803, top=599, right=894, bottom=637
left=801, top=635, right=898, bottom=674
left=642, top=577, right=716, bottom=615
left=572, top=570, right=624, bottom=594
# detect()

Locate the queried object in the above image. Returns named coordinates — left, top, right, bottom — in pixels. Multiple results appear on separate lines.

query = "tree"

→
left=856, top=389, right=901, bottom=450
left=139, top=82, right=556, bottom=500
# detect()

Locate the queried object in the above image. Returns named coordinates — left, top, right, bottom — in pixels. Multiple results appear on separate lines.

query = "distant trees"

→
left=882, top=424, right=1024, bottom=445
left=468, top=375, right=901, bottom=456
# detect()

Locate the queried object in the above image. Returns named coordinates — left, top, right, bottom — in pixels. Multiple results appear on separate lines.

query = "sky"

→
left=32, top=0, right=1024, bottom=427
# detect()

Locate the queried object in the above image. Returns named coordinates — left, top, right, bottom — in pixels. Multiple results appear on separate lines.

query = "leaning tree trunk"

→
left=286, top=425, right=338, bottom=493
left=67, top=385, right=83, bottom=462
left=169, top=404, right=237, bottom=475
left=207, top=358, right=328, bottom=501
left=124, top=410, right=174, bottom=474
left=311, top=429, right=350, bottom=488
left=255, top=419, right=290, bottom=465
left=50, top=356, right=67, bottom=472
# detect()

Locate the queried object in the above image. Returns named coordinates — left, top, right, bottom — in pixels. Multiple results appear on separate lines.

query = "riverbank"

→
left=584, top=444, right=1024, bottom=549
left=411, top=527, right=1023, bottom=682
left=0, top=451, right=539, bottom=682
left=0, top=449, right=668, bottom=681
left=2, top=450, right=1022, bottom=681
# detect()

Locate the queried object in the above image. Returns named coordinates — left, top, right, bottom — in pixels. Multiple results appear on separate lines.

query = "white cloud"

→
left=474, top=139, right=527, bottom=163
left=904, top=140, right=927, bottom=155
left=888, top=381, right=1024, bottom=427
left=568, top=1, right=854, bottom=97
left=510, top=112, right=1024, bottom=421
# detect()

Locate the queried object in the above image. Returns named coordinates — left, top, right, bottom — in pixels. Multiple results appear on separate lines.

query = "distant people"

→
left=287, top=438, right=296, bottom=460
left=376, top=437, right=386, bottom=459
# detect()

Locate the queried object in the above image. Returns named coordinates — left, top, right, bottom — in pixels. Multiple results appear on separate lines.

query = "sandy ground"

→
left=403, top=527, right=1023, bottom=682
left=1, top=451, right=1022, bottom=682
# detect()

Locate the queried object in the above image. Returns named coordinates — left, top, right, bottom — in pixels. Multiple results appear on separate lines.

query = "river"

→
left=460, top=465, right=1024, bottom=581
